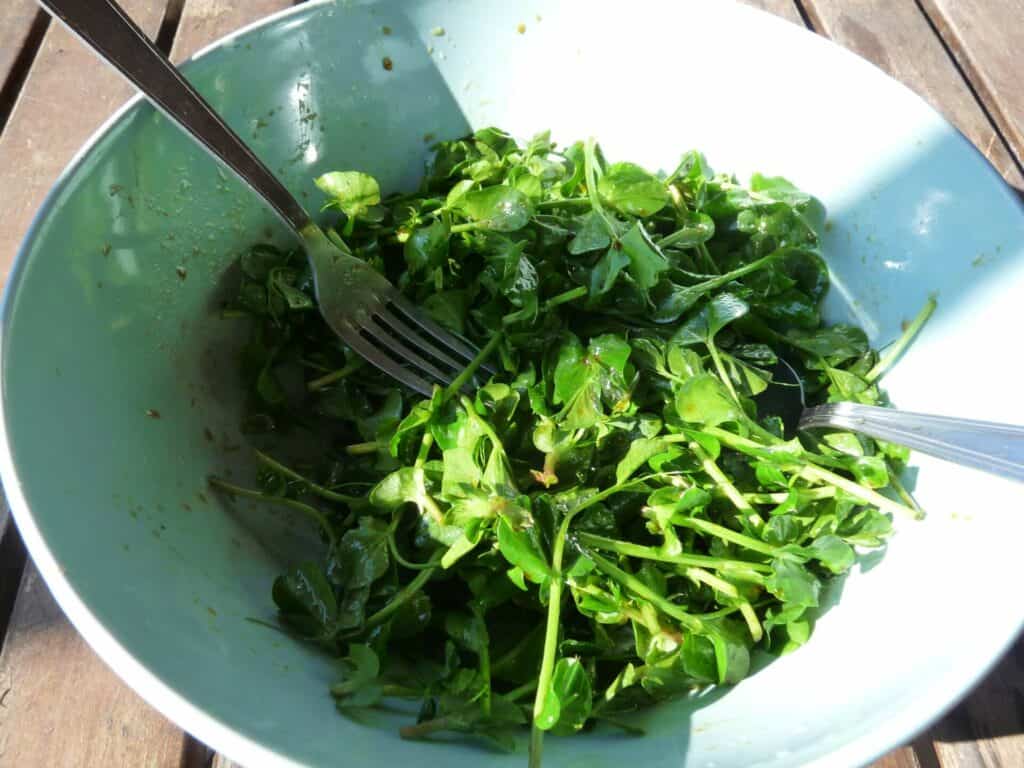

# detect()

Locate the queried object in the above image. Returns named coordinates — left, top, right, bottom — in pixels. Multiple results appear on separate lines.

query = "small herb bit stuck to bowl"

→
left=209, top=127, right=927, bottom=767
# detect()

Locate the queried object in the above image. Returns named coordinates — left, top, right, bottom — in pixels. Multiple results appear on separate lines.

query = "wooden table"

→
left=0, top=1, right=1021, bottom=766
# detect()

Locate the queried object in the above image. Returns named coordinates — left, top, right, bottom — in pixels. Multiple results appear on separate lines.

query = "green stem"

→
left=541, top=285, right=588, bottom=311
left=698, top=426, right=919, bottom=519
left=685, top=566, right=739, bottom=598
left=680, top=248, right=789, bottom=300
left=387, top=529, right=438, bottom=570
left=529, top=478, right=643, bottom=767
left=331, top=681, right=420, bottom=698
left=707, top=341, right=740, bottom=403
left=688, top=440, right=762, bottom=528
left=345, top=441, right=379, bottom=456
left=400, top=714, right=461, bottom=740
left=444, top=332, right=503, bottom=401
left=535, top=197, right=591, bottom=209
left=306, top=359, right=362, bottom=391
left=476, top=608, right=492, bottom=717
left=697, top=426, right=791, bottom=458
left=208, top=476, right=337, bottom=550
left=585, top=548, right=704, bottom=632
left=450, top=221, right=482, bottom=234
left=670, top=515, right=778, bottom=557
left=656, top=227, right=697, bottom=250
left=530, top=526, right=571, bottom=766
left=697, top=242, right=719, bottom=274
left=321, top=226, right=351, bottom=254
left=799, top=464, right=921, bottom=520
left=363, top=556, right=441, bottom=630
left=887, top=461, right=923, bottom=516
left=414, top=430, right=435, bottom=468
left=506, top=679, right=538, bottom=701
left=743, top=486, right=835, bottom=504
left=583, top=137, right=617, bottom=234
left=253, top=449, right=360, bottom=504
left=867, top=296, right=936, bottom=382
left=576, top=532, right=771, bottom=576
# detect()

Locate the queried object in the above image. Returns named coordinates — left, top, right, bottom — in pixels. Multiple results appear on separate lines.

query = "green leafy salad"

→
left=210, top=128, right=931, bottom=766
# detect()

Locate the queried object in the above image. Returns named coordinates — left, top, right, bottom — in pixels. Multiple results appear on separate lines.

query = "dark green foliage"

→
left=212, top=128, right=927, bottom=767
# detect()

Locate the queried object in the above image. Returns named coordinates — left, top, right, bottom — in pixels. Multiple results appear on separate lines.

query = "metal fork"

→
left=764, top=360, right=1024, bottom=483
left=39, top=0, right=491, bottom=396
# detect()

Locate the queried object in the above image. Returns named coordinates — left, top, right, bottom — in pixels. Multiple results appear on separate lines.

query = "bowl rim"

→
left=1, top=1, right=1021, bottom=767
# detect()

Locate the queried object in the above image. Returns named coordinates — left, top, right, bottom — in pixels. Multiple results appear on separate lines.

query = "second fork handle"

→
left=800, top=402, right=1024, bottom=483
left=38, top=0, right=312, bottom=233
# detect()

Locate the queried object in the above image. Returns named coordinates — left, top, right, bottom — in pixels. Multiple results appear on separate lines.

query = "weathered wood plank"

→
left=171, top=0, right=295, bottom=63
left=873, top=746, right=923, bottom=768
left=0, top=4, right=191, bottom=766
left=0, top=1, right=170, bottom=286
left=927, top=636, right=1024, bottom=768
left=740, top=0, right=805, bottom=25
left=919, top=0, right=1024, bottom=172
left=0, top=563, right=189, bottom=767
left=800, top=0, right=1024, bottom=189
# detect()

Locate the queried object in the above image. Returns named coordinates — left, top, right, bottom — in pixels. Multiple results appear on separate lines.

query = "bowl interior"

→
left=4, top=2, right=1024, bottom=767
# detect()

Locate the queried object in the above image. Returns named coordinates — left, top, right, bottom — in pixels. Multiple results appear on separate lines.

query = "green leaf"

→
left=598, top=162, right=669, bottom=217
left=660, top=210, right=715, bottom=248
left=404, top=219, right=450, bottom=274
left=786, top=325, right=868, bottom=363
left=496, top=518, right=552, bottom=583
left=569, top=210, right=612, bottom=255
left=764, top=515, right=800, bottom=546
left=272, top=562, right=337, bottom=635
left=709, top=630, right=751, bottom=685
left=619, top=222, right=669, bottom=290
left=616, top=438, right=670, bottom=485
left=445, top=178, right=475, bottom=207
left=808, top=534, right=855, bottom=574
left=674, top=374, right=746, bottom=427
left=588, top=245, right=631, bottom=298
left=536, top=657, right=593, bottom=734
left=240, top=245, right=286, bottom=281
left=444, top=611, right=489, bottom=654
left=766, top=559, right=820, bottom=608
left=588, top=333, right=632, bottom=375
left=333, top=644, right=384, bottom=708
left=441, top=524, right=485, bottom=568
left=456, top=186, right=532, bottom=231
left=750, top=173, right=811, bottom=207
left=315, top=171, right=381, bottom=219
left=369, top=466, right=437, bottom=518
left=552, top=336, right=587, bottom=405
left=273, top=278, right=314, bottom=310
left=336, top=518, right=389, bottom=589
left=680, top=634, right=718, bottom=683
left=673, top=293, right=749, bottom=346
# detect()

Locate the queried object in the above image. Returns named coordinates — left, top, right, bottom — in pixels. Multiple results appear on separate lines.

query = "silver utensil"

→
left=767, top=360, right=1024, bottom=483
left=39, top=0, right=489, bottom=396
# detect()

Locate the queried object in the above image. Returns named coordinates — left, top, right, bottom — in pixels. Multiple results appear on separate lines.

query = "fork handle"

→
left=799, top=402, right=1024, bottom=483
left=38, top=0, right=311, bottom=233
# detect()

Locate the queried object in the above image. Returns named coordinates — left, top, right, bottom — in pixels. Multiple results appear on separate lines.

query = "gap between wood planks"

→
left=0, top=1, right=50, bottom=136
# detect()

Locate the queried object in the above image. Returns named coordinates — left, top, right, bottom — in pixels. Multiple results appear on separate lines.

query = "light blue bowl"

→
left=3, top=2, right=1023, bottom=767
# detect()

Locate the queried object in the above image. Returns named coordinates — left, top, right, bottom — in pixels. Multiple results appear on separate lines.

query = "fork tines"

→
left=336, top=292, right=495, bottom=397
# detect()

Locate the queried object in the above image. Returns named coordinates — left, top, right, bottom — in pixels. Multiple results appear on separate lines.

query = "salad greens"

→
left=210, top=127, right=931, bottom=767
